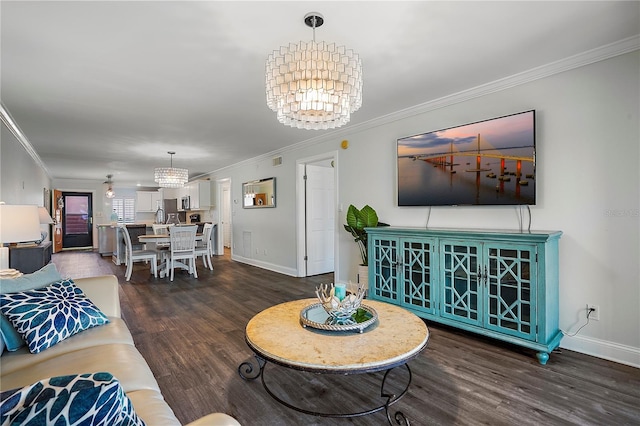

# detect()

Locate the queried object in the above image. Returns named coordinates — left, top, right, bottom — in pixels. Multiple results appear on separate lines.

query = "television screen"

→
left=397, top=110, right=536, bottom=206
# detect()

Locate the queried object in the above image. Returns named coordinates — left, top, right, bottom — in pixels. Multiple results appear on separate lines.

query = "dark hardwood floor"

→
left=52, top=250, right=640, bottom=426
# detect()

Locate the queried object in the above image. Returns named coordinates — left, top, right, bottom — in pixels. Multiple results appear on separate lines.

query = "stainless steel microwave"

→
left=181, top=196, right=190, bottom=210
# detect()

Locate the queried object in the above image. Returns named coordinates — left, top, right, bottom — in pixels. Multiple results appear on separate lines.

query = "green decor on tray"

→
left=352, top=308, right=372, bottom=324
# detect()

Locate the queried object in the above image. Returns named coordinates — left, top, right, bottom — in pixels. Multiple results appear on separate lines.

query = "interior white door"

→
left=222, top=184, right=231, bottom=248
left=305, top=164, right=335, bottom=276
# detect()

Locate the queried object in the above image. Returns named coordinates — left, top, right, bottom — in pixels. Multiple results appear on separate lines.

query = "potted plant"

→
left=343, top=205, right=388, bottom=288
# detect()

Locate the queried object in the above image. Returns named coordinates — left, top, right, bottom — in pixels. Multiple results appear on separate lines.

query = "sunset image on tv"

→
left=397, top=110, right=536, bottom=206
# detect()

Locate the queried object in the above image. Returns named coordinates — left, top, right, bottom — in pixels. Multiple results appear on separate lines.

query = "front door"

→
left=62, top=192, right=93, bottom=248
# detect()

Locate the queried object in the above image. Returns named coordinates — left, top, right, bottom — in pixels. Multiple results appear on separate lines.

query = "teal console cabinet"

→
left=366, top=227, right=563, bottom=364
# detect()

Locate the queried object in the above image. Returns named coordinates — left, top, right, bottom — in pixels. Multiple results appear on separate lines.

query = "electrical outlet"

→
left=587, top=304, right=600, bottom=321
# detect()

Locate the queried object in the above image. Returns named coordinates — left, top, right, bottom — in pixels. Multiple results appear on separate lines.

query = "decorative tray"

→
left=300, top=303, right=378, bottom=333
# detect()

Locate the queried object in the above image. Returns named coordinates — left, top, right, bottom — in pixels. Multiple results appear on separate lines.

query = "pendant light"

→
left=265, top=12, right=363, bottom=130
left=154, top=151, right=188, bottom=188
left=105, top=174, right=115, bottom=199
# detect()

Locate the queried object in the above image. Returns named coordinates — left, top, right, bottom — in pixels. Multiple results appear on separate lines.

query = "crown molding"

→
left=208, top=34, right=639, bottom=177
left=343, top=34, right=640, bottom=134
left=0, top=102, right=51, bottom=179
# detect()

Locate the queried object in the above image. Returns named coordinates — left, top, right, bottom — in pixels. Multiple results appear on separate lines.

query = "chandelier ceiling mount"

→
left=303, top=12, right=324, bottom=29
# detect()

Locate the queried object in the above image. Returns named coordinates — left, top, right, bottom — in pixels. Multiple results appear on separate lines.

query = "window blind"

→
left=112, top=198, right=135, bottom=223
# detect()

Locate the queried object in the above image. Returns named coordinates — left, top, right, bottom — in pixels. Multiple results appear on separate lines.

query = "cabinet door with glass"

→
left=369, top=236, right=399, bottom=304
left=400, top=238, right=437, bottom=316
left=367, top=227, right=562, bottom=365
left=485, top=243, right=537, bottom=341
left=440, top=240, right=483, bottom=327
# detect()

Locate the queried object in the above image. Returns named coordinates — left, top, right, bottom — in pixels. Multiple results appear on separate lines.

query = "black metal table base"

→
left=238, top=355, right=412, bottom=426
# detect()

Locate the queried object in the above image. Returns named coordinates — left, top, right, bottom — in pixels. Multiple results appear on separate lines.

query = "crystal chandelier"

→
left=154, top=151, right=188, bottom=188
left=265, top=12, right=363, bottom=130
left=104, top=174, right=115, bottom=199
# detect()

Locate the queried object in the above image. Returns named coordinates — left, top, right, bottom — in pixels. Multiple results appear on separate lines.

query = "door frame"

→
left=57, top=189, right=96, bottom=250
left=52, top=189, right=63, bottom=253
left=295, top=151, right=339, bottom=277
left=216, top=177, right=232, bottom=256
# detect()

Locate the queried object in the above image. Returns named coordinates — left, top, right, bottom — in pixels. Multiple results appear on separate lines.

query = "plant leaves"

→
left=345, top=205, right=360, bottom=229
left=357, top=205, right=379, bottom=228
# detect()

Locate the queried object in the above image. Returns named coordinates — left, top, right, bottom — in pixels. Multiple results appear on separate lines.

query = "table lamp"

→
left=37, top=206, right=55, bottom=243
left=0, top=204, right=41, bottom=270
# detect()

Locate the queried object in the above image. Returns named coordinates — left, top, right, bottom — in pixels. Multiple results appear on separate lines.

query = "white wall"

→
left=208, top=50, right=639, bottom=366
left=0, top=122, right=52, bottom=242
left=1, top=124, right=50, bottom=205
left=211, top=155, right=300, bottom=275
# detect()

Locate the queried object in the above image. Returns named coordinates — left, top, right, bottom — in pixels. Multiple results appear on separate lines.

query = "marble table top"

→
left=245, top=298, right=429, bottom=373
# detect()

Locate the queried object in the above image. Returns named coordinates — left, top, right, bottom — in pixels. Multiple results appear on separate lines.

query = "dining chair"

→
left=151, top=223, right=174, bottom=240
left=151, top=223, right=172, bottom=261
left=121, top=225, right=158, bottom=281
left=194, top=223, right=214, bottom=271
left=167, top=225, right=198, bottom=281
left=126, top=224, right=148, bottom=251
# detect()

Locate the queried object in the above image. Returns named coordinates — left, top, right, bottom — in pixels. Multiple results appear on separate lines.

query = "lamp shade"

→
left=38, top=207, right=54, bottom=224
left=0, top=204, right=41, bottom=243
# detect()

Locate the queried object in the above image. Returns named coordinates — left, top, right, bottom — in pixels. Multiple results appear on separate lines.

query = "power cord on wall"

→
left=517, top=205, right=532, bottom=232
left=561, top=307, right=595, bottom=337
left=425, top=206, right=431, bottom=229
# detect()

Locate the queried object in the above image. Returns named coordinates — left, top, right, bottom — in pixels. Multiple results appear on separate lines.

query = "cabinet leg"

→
left=536, top=352, right=549, bottom=365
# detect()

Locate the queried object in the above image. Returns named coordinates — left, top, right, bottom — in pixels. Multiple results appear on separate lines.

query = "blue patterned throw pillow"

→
left=0, top=263, right=64, bottom=351
left=0, top=372, right=146, bottom=425
left=0, top=279, right=109, bottom=354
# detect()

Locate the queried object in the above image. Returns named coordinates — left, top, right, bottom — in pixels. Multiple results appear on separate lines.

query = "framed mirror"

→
left=242, top=177, right=276, bottom=208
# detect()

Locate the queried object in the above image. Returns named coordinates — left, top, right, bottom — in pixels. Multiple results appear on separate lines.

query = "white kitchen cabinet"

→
left=151, top=191, right=161, bottom=211
left=136, top=191, right=161, bottom=212
left=188, top=181, right=211, bottom=209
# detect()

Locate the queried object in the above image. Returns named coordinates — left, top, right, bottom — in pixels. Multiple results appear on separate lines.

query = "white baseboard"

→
left=230, top=254, right=298, bottom=277
left=560, top=334, right=640, bottom=368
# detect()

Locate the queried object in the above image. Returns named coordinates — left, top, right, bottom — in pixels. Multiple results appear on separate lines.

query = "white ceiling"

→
left=2, top=1, right=638, bottom=187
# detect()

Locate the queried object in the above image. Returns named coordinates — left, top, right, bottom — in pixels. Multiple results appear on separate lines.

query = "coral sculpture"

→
left=315, top=283, right=366, bottom=324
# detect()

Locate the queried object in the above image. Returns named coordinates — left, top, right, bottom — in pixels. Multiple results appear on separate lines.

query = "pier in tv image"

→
left=397, top=110, right=536, bottom=206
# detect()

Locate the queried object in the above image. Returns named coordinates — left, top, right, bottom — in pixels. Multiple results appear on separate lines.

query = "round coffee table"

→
left=239, top=298, right=429, bottom=424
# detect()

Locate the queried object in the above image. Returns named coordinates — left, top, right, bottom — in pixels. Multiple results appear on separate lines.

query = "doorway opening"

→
left=296, top=152, right=337, bottom=277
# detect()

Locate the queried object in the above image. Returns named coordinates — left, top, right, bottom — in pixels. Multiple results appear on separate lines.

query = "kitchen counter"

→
left=98, top=225, right=115, bottom=255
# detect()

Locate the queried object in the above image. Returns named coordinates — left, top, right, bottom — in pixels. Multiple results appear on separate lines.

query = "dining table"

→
left=138, top=233, right=204, bottom=278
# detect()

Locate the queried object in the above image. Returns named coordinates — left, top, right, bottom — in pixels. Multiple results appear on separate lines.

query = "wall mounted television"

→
left=397, top=110, right=536, bottom=206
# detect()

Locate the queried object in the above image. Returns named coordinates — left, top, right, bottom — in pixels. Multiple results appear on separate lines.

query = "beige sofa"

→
left=0, top=275, right=239, bottom=426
